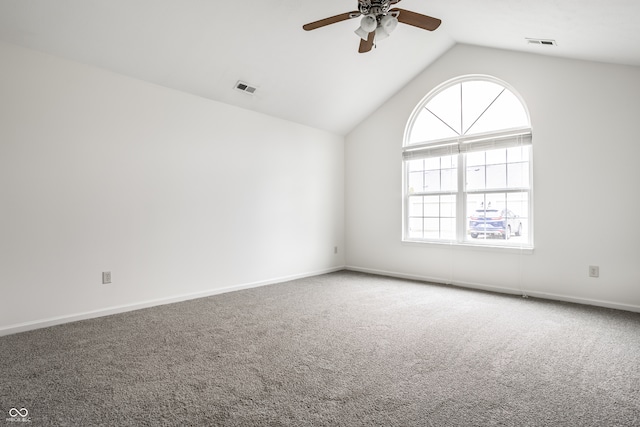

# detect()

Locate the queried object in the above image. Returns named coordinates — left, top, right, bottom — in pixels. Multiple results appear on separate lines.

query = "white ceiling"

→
left=1, top=0, right=639, bottom=135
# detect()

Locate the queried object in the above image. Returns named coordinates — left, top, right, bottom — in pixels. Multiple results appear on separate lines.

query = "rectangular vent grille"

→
left=526, top=38, right=557, bottom=46
left=234, top=81, right=257, bottom=95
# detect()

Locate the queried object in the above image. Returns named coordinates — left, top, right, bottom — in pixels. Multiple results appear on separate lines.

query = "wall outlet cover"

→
left=102, top=271, right=112, bottom=284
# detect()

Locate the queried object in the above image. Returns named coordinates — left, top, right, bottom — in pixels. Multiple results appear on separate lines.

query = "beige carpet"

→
left=1, top=271, right=639, bottom=426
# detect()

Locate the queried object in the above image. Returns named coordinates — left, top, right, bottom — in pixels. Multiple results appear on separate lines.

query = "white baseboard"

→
left=346, top=265, right=640, bottom=313
left=0, top=266, right=345, bottom=337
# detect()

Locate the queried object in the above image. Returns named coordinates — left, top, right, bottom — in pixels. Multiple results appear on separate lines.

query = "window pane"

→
left=424, top=170, right=441, bottom=192
left=408, top=217, right=424, bottom=239
left=507, top=192, right=529, bottom=241
left=466, top=165, right=485, bottom=190
left=461, top=80, right=504, bottom=134
left=423, top=195, right=440, bottom=217
left=507, top=162, right=529, bottom=188
left=440, top=218, right=456, bottom=240
left=408, top=159, right=425, bottom=172
left=440, top=194, right=456, bottom=217
left=408, top=196, right=424, bottom=217
left=409, top=110, right=459, bottom=144
left=465, top=89, right=529, bottom=136
left=467, top=193, right=506, bottom=241
left=424, top=157, right=440, bottom=170
left=507, top=146, right=529, bottom=163
left=441, top=168, right=457, bottom=192
left=441, top=155, right=457, bottom=169
left=507, top=192, right=529, bottom=216
left=426, top=84, right=462, bottom=135
left=466, top=193, right=485, bottom=209
left=406, top=194, right=456, bottom=241
left=466, top=192, right=529, bottom=243
left=408, top=171, right=423, bottom=194
left=424, top=218, right=440, bottom=239
left=467, top=151, right=485, bottom=167
left=485, top=149, right=506, bottom=165
left=407, top=155, right=459, bottom=194
left=486, top=164, right=507, bottom=189
left=466, top=147, right=528, bottom=191
left=468, top=193, right=508, bottom=217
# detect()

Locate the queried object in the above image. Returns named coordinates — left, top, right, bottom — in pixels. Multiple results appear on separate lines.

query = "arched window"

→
left=403, top=75, right=533, bottom=247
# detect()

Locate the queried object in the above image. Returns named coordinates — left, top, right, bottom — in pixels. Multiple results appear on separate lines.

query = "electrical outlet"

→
left=102, top=271, right=112, bottom=284
left=334, top=246, right=338, bottom=254
left=589, top=266, right=599, bottom=278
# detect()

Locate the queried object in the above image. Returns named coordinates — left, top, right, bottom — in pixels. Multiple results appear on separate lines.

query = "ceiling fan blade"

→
left=391, top=8, right=441, bottom=31
left=303, top=11, right=361, bottom=31
left=358, top=31, right=375, bottom=53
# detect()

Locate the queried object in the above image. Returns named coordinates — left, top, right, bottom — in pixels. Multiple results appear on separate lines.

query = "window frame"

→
left=402, top=75, right=534, bottom=249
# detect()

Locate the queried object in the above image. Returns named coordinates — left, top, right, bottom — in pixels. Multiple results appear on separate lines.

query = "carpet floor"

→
left=1, top=271, right=639, bottom=426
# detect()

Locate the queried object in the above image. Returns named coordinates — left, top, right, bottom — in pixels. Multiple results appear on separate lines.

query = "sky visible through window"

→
left=408, top=80, right=529, bottom=145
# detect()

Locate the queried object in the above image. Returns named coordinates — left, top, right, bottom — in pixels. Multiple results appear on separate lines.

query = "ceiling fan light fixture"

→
left=375, top=25, right=390, bottom=41
left=380, top=14, right=398, bottom=34
left=361, top=15, right=377, bottom=32
left=355, top=26, right=370, bottom=40
left=373, top=14, right=397, bottom=42
left=355, top=15, right=377, bottom=40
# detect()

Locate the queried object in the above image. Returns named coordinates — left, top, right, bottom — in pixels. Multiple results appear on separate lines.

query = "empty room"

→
left=1, top=0, right=639, bottom=425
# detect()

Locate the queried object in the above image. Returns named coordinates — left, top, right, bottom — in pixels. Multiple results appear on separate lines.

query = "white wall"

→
left=345, top=44, right=640, bottom=311
left=0, top=42, right=345, bottom=334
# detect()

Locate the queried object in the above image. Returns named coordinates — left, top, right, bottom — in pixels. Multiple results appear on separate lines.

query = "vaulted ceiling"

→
left=1, top=0, right=639, bottom=135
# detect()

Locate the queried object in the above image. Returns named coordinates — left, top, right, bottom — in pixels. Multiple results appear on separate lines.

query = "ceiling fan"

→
left=303, top=0, right=441, bottom=53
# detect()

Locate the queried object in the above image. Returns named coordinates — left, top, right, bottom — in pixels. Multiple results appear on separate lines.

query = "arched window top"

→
left=405, top=75, right=531, bottom=146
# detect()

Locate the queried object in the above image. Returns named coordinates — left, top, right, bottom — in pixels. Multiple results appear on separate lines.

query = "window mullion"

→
left=456, top=151, right=465, bottom=243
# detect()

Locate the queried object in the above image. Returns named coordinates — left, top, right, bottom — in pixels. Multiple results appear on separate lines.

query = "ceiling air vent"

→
left=234, top=81, right=257, bottom=95
left=526, top=38, right=557, bottom=46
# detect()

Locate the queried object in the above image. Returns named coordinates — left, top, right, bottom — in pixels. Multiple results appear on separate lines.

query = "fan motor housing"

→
left=358, top=0, right=391, bottom=16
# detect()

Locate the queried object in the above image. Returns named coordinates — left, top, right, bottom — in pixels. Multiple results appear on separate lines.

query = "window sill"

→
left=402, top=239, right=534, bottom=255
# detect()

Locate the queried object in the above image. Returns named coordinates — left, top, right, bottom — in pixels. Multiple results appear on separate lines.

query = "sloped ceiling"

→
left=0, top=0, right=639, bottom=135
